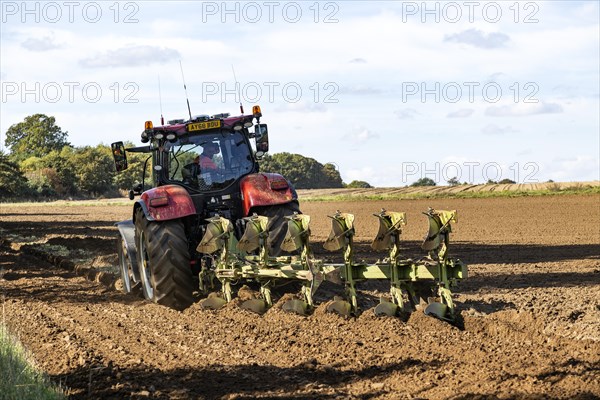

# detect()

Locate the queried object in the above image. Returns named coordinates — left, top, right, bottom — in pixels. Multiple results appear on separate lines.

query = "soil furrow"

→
left=1, top=195, right=599, bottom=398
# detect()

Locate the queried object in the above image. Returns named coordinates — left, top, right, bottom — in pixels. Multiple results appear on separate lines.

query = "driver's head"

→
left=203, top=142, right=220, bottom=156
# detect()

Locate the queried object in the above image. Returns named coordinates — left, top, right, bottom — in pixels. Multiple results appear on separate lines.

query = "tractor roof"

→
left=149, top=114, right=255, bottom=135
left=140, top=113, right=258, bottom=143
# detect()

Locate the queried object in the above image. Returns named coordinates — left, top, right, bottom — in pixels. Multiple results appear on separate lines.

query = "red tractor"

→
left=113, top=106, right=467, bottom=321
left=112, top=106, right=299, bottom=310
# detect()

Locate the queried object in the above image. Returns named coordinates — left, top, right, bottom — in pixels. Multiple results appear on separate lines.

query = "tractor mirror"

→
left=111, top=142, right=128, bottom=172
left=254, top=124, right=269, bottom=158
left=128, top=183, right=143, bottom=200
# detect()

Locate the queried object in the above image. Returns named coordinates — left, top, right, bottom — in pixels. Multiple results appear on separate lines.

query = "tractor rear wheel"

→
left=252, top=201, right=301, bottom=257
left=134, top=209, right=194, bottom=310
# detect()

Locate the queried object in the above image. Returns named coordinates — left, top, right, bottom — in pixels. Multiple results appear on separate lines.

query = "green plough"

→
left=197, top=208, right=467, bottom=322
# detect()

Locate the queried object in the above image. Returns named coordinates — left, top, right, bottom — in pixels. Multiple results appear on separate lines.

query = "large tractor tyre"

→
left=252, top=201, right=301, bottom=257
left=134, top=209, right=194, bottom=310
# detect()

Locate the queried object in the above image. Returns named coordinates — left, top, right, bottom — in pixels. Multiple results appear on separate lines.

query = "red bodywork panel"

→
left=240, top=173, right=296, bottom=216
left=139, top=185, right=196, bottom=221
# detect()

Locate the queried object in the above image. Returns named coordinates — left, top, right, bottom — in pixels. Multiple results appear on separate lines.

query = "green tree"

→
left=410, top=177, right=436, bottom=187
left=5, top=114, right=70, bottom=162
left=498, top=178, right=516, bottom=184
left=23, top=147, right=77, bottom=197
left=0, top=150, right=29, bottom=198
left=321, top=163, right=344, bottom=188
left=447, top=177, right=460, bottom=186
left=70, top=145, right=116, bottom=196
left=259, top=153, right=343, bottom=189
left=346, top=180, right=373, bottom=188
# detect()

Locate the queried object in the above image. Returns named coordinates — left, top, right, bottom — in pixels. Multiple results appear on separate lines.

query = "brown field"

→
left=1, top=194, right=599, bottom=399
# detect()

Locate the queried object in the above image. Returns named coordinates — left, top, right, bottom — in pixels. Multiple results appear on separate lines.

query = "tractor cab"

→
left=164, top=130, right=254, bottom=191
left=111, top=105, right=268, bottom=197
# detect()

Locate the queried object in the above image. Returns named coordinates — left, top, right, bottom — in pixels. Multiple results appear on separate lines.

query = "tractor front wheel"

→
left=134, top=209, right=194, bottom=310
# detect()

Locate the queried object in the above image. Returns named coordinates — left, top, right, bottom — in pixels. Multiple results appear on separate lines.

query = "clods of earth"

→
left=0, top=195, right=599, bottom=399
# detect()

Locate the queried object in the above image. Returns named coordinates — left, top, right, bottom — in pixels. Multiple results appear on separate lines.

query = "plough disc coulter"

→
left=197, top=208, right=467, bottom=322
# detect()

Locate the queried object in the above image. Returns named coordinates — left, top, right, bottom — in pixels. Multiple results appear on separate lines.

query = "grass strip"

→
left=0, top=321, right=66, bottom=400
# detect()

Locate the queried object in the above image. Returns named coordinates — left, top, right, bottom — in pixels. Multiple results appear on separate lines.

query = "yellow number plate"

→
left=188, top=120, right=222, bottom=132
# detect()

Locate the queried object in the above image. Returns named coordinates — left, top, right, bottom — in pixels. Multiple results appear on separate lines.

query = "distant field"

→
left=298, top=180, right=600, bottom=201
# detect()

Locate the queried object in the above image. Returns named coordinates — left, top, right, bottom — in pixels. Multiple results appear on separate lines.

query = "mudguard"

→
left=240, top=173, right=297, bottom=216
left=116, top=220, right=141, bottom=282
left=136, top=184, right=196, bottom=222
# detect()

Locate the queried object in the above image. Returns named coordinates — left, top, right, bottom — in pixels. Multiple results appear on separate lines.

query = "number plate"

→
left=188, top=120, right=222, bottom=132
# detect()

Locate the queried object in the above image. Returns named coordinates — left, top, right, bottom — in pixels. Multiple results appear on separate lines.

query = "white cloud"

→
left=544, top=155, right=600, bottom=181
left=487, top=72, right=507, bottom=82
left=274, top=101, right=327, bottom=113
left=21, top=35, right=62, bottom=52
left=517, top=148, right=533, bottom=156
left=79, top=45, right=181, bottom=68
left=444, top=29, right=510, bottom=49
left=394, top=108, right=419, bottom=119
left=447, top=109, right=474, bottom=118
left=349, top=58, right=367, bottom=64
left=344, top=166, right=378, bottom=186
left=343, top=127, right=379, bottom=144
left=339, top=86, right=382, bottom=95
left=486, top=102, right=564, bottom=117
left=482, top=124, right=518, bottom=135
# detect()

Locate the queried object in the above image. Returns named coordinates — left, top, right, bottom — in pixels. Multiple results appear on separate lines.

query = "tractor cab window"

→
left=165, top=131, right=253, bottom=191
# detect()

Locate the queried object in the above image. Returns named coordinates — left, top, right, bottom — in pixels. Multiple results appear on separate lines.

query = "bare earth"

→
left=0, top=194, right=599, bottom=399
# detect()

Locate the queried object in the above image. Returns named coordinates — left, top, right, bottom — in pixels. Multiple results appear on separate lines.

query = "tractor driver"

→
left=182, top=142, right=223, bottom=187
left=199, top=142, right=220, bottom=171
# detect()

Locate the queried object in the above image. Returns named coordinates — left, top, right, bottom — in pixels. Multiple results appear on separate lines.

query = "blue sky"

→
left=1, top=1, right=598, bottom=186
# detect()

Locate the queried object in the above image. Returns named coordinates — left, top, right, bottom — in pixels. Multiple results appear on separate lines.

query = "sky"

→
left=1, top=0, right=599, bottom=186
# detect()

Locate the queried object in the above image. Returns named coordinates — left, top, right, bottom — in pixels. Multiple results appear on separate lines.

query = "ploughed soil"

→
left=0, top=194, right=599, bottom=399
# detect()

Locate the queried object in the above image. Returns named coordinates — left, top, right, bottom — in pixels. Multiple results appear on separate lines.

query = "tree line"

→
left=0, top=114, right=372, bottom=200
